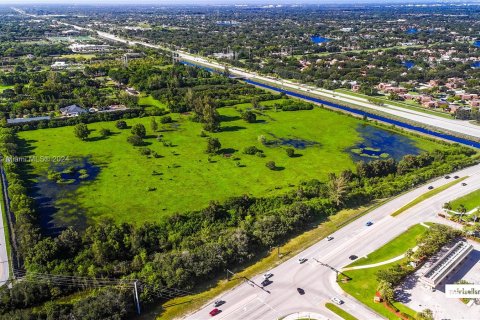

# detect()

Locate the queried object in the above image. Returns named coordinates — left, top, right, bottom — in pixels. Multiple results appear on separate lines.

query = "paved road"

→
left=0, top=168, right=10, bottom=286
left=186, top=164, right=480, bottom=320
left=13, top=6, right=479, bottom=142
left=180, top=55, right=480, bottom=141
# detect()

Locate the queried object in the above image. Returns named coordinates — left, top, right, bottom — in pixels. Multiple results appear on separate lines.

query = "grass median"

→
left=347, top=224, right=427, bottom=267
left=325, top=303, right=358, bottom=320
left=450, top=188, right=480, bottom=211
left=391, top=177, right=468, bottom=217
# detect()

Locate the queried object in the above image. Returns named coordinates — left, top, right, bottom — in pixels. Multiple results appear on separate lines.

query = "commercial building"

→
left=419, top=241, right=473, bottom=289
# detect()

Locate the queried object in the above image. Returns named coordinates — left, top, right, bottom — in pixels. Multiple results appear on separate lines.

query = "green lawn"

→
left=325, top=303, right=358, bottom=320
left=450, top=189, right=480, bottom=211
left=19, top=103, right=444, bottom=228
left=391, top=177, right=467, bottom=216
left=138, top=94, right=167, bottom=110
left=339, top=225, right=430, bottom=319
left=340, top=260, right=417, bottom=320
left=347, top=224, right=427, bottom=267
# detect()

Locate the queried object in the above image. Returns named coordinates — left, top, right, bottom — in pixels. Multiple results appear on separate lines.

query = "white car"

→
left=298, top=258, right=307, bottom=264
left=331, top=297, right=344, bottom=305
left=263, top=272, right=273, bottom=279
left=326, top=236, right=334, bottom=241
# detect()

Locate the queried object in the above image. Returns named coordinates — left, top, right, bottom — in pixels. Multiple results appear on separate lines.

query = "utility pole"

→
left=133, top=280, right=141, bottom=315
left=226, top=269, right=235, bottom=281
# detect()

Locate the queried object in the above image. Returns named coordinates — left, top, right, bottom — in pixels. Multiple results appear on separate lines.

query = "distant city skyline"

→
left=2, top=0, right=480, bottom=5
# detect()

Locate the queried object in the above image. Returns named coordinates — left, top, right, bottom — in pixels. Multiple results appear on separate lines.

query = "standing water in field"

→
left=32, top=157, right=100, bottom=235
left=349, top=125, right=420, bottom=162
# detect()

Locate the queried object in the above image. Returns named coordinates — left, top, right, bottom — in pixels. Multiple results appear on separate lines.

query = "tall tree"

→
left=327, top=171, right=350, bottom=206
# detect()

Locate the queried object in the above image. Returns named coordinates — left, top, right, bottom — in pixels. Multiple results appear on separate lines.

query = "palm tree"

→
left=458, top=204, right=467, bottom=222
left=416, top=308, right=433, bottom=320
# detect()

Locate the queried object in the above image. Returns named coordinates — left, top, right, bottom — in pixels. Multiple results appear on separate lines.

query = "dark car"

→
left=454, top=176, right=459, bottom=179
left=213, top=300, right=224, bottom=307
left=445, top=175, right=451, bottom=179
left=428, top=186, right=434, bottom=190
left=209, top=308, right=221, bottom=317
left=297, top=288, right=305, bottom=295
left=349, top=255, right=358, bottom=260
left=365, top=221, right=373, bottom=226
left=462, top=182, right=467, bottom=186
left=261, top=279, right=271, bottom=287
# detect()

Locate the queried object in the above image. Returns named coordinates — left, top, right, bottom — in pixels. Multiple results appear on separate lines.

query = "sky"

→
left=0, top=0, right=475, bottom=5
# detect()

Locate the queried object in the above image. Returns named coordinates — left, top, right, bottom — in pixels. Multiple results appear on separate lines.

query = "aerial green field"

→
left=450, top=189, right=480, bottom=211
left=18, top=101, right=446, bottom=228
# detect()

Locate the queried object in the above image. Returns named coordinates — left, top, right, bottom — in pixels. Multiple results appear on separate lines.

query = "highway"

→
left=186, top=163, right=480, bottom=320
left=180, top=55, right=480, bottom=141
left=13, top=7, right=480, bottom=142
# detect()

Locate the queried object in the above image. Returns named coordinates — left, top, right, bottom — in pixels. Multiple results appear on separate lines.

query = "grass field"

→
left=325, top=303, right=358, bottom=320
left=347, top=224, right=427, bottom=267
left=450, top=189, right=480, bottom=211
left=19, top=101, right=445, bottom=227
left=339, top=224, right=429, bottom=319
left=391, top=177, right=467, bottom=216
left=138, top=94, right=167, bottom=110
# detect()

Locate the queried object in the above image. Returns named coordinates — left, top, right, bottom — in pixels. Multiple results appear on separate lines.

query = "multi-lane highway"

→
left=186, top=163, right=480, bottom=320
left=13, top=6, right=480, bottom=142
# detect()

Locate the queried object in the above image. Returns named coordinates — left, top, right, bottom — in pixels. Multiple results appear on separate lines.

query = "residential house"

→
left=60, top=105, right=87, bottom=117
left=469, top=100, right=480, bottom=108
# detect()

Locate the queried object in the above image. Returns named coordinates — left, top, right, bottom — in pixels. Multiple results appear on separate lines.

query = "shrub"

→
left=286, top=148, right=295, bottom=157
left=206, top=137, right=221, bottom=154
left=131, top=123, right=146, bottom=138
left=242, top=110, right=257, bottom=123
left=161, top=116, right=173, bottom=124
left=116, top=120, right=127, bottom=129
left=243, top=146, right=263, bottom=155
left=266, top=161, right=276, bottom=170
left=139, top=147, right=152, bottom=156
left=127, top=135, right=143, bottom=146
left=73, top=123, right=89, bottom=141
left=100, top=128, right=111, bottom=137
left=258, top=135, right=267, bottom=144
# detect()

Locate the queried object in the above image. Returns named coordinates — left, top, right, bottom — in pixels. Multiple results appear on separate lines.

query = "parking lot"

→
left=398, top=241, right=480, bottom=319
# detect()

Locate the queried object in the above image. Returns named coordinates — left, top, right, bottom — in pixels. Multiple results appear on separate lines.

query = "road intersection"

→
left=187, top=164, right=480, bottom=320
